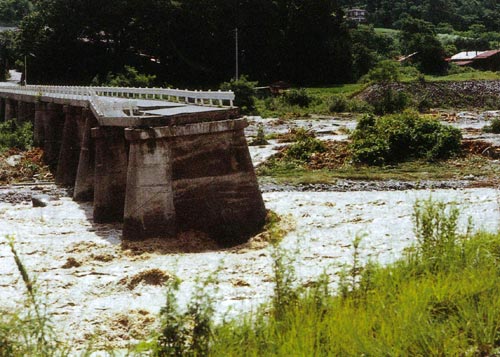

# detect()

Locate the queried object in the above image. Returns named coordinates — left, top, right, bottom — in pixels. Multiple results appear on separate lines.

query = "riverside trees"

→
left=17, top=0, right=353, bottom=86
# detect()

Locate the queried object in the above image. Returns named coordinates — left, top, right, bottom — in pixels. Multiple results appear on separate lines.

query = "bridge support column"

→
left=43, top=103, right=65, bottom=170
left=74, top=110, right=98, bottom=201
left=17, top=101, right=33, bottom=122
left=92, top=126, right=128, bottom=223
left=0, top=99, right=4, bottom=122
left=123, top=119, right=266, bottom=245
left=5, top=99, right=16, bottom=121
left=123, top=135, right=176, bottom=240
left=34, top=102, right=46, bottom=147
left=56, top=106, right=82, bottom=186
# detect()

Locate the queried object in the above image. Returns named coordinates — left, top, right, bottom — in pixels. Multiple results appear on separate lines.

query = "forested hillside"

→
left=17, top=0, right=352, bottom=85
left=0, top=0, right=31, bottom=26
left=345, top=0, right=500, bottom=31
left=0, top=0, right=498, bottom=86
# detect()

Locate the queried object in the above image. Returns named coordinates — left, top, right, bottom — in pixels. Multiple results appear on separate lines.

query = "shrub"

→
left=285, top=132, right=326, bottom=162
left=366, top=60, right=401, bottom=84
left=417, top=98, right=432, bottom=113
left=399, top=65, right=422, bottom=81
left=220, top=75, right=257, bottom=114
left=249, top=125, right=269, bottom=146
left=328, top=94, right=348, bottom=112
left=483, top=118, right=500, bottom=134
left=282, top=88, right=312, bottom=108
left=156, top=271, right=218, bottom=356
left=372, top=88, right=409, bottom=114
left=350, top=111, right=462, bottom=165
left=0, top=119, right=33, bottom=152
left=97, top=65, right=156, bottom=87
left=413, top=198, right=461, bottom=271
left=328, top=95, right=373, bottom=114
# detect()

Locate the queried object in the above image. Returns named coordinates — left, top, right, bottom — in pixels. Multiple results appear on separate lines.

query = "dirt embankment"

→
left=358, top=80, right=500, bottom=108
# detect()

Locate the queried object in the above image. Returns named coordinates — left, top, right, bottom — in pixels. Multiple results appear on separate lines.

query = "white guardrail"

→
left=0, top=85, right=235, bottom=118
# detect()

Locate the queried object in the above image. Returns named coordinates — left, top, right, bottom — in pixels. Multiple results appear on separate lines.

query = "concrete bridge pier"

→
left=123, top=134, right=176, bottom=240
left=123, top=119, right=266, bottom=245
left=17, top=101, right=34, bottom=123
left=5, top=99, right=16, bottom=121
left=34, top=102, right=46, bottom=147
left=0, top=99, right=5, bottom=122
left=42, top=103, right=65, bottom=170
left=92, top=126, right=128, bottom=223
left=56, top=106, right=82, bottom=186
left=73, top=110, right=98, bottom=201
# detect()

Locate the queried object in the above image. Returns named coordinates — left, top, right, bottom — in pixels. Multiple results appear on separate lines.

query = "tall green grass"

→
left=206, top=198, right=500, bottom=356
left=1, top=236, right=68, bottom=356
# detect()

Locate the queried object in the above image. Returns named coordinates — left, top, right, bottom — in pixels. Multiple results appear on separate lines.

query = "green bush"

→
left=282, top=88, right=312, bottom=108
left=285, top=132, right=326, bottom=162
left=365, top=60, right=401, bottom=84
left=483, top=118, right=500, bottom=134
left=220, top=75, right=257, bottom=114
left=328, top=94, right=349, bottom=112
left=399, top=65, right=422, bottom=81
left=0, top=120, right=33, bottom=152
left=350, top=111, right=462, bottom=165
left=97, top=65, right=156, bottom=87
left=249, top=125, right=269, bottom=146
left=372, top=88, right=409, bottom=114
left=328, top=95, right=373, bottom=114
left=413, top=198, right=461, bottom=272
left=417, top=98, right=432, bottom=113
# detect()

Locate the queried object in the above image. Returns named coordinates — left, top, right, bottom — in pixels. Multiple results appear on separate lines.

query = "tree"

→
left=18, top=0, right=353, bottom=86
left=350, top=25, right=396, bottom=80
left=366, top=60, right=401, bottom=83
left=398, top=17, right=447, bottom=74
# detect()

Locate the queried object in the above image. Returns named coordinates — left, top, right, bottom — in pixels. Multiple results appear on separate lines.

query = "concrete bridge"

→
left=0, top=84, right=266, bottom=245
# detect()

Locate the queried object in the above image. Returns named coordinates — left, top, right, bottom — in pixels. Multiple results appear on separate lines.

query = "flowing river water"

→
left=1, top=113, right=500, bottom=350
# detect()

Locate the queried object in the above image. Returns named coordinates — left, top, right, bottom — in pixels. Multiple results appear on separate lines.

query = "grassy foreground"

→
left=207, top=199, right=500, bottom=356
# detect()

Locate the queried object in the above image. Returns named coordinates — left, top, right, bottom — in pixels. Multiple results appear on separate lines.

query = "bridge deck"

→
left=0, top=84, right=238, bottom=127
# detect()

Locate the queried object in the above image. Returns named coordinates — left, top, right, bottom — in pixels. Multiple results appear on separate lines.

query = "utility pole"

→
left=235, top=27, right=239, bottom=81
left=24, top=55, right=27, bottom=85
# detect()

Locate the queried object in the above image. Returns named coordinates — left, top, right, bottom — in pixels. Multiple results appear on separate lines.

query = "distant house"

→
left=447, top=50, right=500, bottom=71
left=346, top=8, right=368, bottom=24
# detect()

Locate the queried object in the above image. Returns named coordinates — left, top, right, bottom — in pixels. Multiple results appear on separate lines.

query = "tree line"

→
left=15, top=0, right=353, bottom=86
left=0, top=0, right=497, bottom=86
left=345, top=0, right=500, bottom=32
